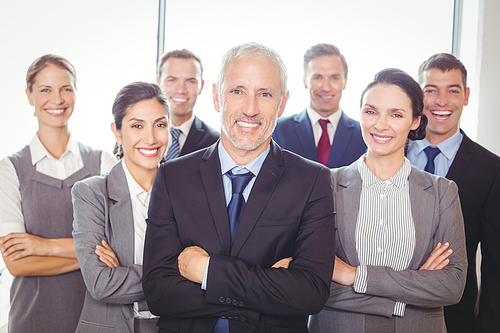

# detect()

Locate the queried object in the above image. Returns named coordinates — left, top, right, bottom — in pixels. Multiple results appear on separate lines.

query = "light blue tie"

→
left=166, top=128, right=182, bottom=161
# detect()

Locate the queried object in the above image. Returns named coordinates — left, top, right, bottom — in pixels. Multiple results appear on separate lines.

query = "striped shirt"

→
left=353, top=156, right=415, bottom=317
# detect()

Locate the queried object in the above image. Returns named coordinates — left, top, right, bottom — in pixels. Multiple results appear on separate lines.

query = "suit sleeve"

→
left=143, top=164, right=335, bottom=318
left=363, top=180, right=467, bottom=307
left=72, top=180, right=145, bottom=304
left=476, top=168, right=500, bottom=331
left=205, top=167, right=335, bottom=315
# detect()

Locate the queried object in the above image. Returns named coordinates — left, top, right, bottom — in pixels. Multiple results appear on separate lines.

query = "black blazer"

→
left=180, top=116, right=219, bottom=157
left=272, top=109, right=366, bottom=168
left=442, top=131, right=500, bottom=333
left=143, top=141, right=336, bottom=333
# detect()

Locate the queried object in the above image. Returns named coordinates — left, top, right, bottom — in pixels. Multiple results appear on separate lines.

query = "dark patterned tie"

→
left=212, top=170, right=253, bottom=333
left=226, top=170, right=254, bottom=243
left=166, top=128, right=182, bottom=160
left=317, top=119, right=331, bottom=166
left=424, top=146, right=441, bottom=174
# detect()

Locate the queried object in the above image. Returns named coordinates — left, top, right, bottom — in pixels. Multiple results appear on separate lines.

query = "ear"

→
left=156, top=76, right=161, bottom=85
left=26, top=88, right=34, bottom=106
left=199, top=79, right=205, bottom=95
left=303, top=76, right=308, bottom=89
left=411, top=116, right=421, bottom=131
left=464, top=87, right=470, bottom=106
left=277, top=91, right=290, bottom=118
left=111, top=122, right=123, bottom=145
left=343, top=75, right=348, bottom=90
left=212, top=83, right=221, bottom=113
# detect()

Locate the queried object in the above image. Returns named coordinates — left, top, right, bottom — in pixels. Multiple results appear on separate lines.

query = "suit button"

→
left=240, top=317, right=246, bottom=322
left=226, top=298, right=232, bottom=304
left=233, top=317, right=239, bottom=321
left=232, top=300, right=238, bottom=306
left=219, top=297, right=225, bottom=303
left=227, top=316, right=233, bottom=320
left=239, top=301, right=245, bottom=307
left=221, top=316, right=227, bottom=319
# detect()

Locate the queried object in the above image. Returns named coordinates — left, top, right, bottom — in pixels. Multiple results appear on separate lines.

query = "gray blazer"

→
left=72, top=162, right=156, bottom=333
left=309, top=161, right=467, bottom=333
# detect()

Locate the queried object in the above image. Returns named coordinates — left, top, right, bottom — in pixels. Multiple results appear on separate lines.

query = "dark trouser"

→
left=134, top=318, right=159, bottom=333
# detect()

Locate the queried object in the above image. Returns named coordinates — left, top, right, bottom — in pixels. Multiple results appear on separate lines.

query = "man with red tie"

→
left=273, top=43, right=366, bottom=167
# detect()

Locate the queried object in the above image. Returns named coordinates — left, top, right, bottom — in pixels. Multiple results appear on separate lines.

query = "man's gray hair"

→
left=216, top=42, right=288, bottom=98
left=303, top=43, right=348, bottom=77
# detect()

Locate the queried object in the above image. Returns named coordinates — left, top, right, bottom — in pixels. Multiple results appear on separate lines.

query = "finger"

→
left=434, top=258, right=450, bottom=270
left=3, top=243, right=28, bottom=257
left=98, top=255, right=115, bottom=268
left=428, top=249, right=453, bottom=270
left=9, top=250, right=31, bottom=261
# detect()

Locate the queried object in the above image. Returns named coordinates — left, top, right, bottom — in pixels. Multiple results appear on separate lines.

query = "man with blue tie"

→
left=273, top=43, right=366, bottom=167
left=407, top=53, right=500, bottom=333
left=157, top=49, right=219, bottom=160
left=143, top=43, right=336, bottom=333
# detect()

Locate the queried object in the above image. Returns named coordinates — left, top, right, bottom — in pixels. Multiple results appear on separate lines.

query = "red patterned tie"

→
left=317, top=119, right=331, bottom=166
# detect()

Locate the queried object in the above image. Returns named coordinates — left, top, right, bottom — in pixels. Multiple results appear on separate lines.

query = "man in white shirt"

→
left=157, top=49, right=219, bottom=160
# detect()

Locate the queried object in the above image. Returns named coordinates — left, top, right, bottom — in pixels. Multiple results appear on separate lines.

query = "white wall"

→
left=476, top=0, right=500, bottom=155
left=163, top=0, right=455, bottom=133
left=0, top=1, right=159, bottom=159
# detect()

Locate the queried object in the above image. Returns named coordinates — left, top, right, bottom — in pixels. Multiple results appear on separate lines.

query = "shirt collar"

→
left=358, top=154, right=411, bottom=189
left=218, top=141, right=270, bottom=177
left=29, top=132, right=81, bottom=165
left=306, top=106, right=343, bottom=129
left=122, top=159, right=150, bottom=205
left=171, top=113, right=195, bottom=136
left=409, top=127, right=462, bottom=161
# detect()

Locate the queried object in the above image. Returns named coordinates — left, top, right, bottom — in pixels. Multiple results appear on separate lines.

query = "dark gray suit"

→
left=180, top=116, right=219, bottom=157
left=72, top=162, right=157, bottom=333
left=309, top=161, right=467, bottom=333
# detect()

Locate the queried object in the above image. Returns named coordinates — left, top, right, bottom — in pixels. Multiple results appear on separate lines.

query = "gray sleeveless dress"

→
left=8, top=143, right=101, bottom=333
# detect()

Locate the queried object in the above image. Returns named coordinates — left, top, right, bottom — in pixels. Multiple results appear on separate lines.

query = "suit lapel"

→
left=328, top=112, right=354, bottom=168
left=181, top=117, right=205, bottom=156
left=230, top=142, right=285, bottom=257
left=293, top=110, right=318, bottom=161
left=446, top=131, right=473, bottom=182
left=335, top=162, right=361, bottom=266
left=408, top=166, right=435, bottom=268
left=199, top=144, right=232, bottom=255
left=107, top=163, right=135, bottom=266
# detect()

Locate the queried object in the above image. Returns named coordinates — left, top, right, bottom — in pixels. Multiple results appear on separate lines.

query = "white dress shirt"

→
left=121, top=160, right=157, bottom=319
left=353, top=155, right=415, bottom=317
left=306, top=107, right=343, bottom=146
left=0, top=134, right=116, bottom=235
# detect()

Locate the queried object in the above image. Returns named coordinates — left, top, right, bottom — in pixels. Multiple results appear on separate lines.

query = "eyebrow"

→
left=364, top=104, right=407, bottom=112
left=127, top=117, right=166, bottom=123
left=424, top=84, right=463, bottom=90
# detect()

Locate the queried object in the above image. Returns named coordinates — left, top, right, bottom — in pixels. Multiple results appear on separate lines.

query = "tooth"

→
left=237, top=121, right=258, bottom=128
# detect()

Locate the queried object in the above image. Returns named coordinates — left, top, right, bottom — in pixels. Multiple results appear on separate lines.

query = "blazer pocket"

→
left=78, top=319, right=116, bottom=332
left=256, top=214, right=300, bottom=227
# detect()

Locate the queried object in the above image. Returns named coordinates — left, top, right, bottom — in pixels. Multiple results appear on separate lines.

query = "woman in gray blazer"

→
left=309, top=69, right=467, bottom=333
left=72, top=82, right=170, bottom=332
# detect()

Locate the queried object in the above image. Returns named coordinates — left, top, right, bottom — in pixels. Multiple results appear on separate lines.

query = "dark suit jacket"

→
left=441, top=131, right=500, bottom=333
left=179, top=116, right=219, bottom=157
left=272, top=109, right=366, bottom=168
left=143, top=141, right=336, bottom=333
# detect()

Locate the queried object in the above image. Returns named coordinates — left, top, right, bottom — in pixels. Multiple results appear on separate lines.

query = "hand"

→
left=95, top=240, right=120, bottom=268
left=419, top=242, right=452, bottom=271
left=272, top=257, right=293, bottom=269
left=178, top=246, right=209, bottom=284
left=332, top=256, right=357, bottom=286
left=1, top=232, right=52, bottom=260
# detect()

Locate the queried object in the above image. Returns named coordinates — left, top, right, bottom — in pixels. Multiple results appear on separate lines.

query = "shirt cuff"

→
left=353, top=265, right=367, bottom=293
left=393, top=301, right=406, bottom=317
left=201, top=257, right=210, bottom=290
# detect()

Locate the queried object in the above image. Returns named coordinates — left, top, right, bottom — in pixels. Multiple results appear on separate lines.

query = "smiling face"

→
left=421, top=68, right=469, bottom=144
left=26, top=64, right=76, bottom=131
left=157, top=57, right=204, bottom=125
left=213, top=55, right=289, bottom=160
left=304, top=55, right=347, bottom=117
left=361, top=84, right=420, bottom=161
left=112, top=98, right=169, bottom=175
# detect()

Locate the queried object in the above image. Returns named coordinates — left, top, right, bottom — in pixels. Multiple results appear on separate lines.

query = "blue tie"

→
left=424, top=146, right=441, bottom=174
left=211, top=170, right=253, bottom=333
left=226, top=170, right=254, bottom=243
left=166, top=128, right=182, bottom=160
